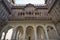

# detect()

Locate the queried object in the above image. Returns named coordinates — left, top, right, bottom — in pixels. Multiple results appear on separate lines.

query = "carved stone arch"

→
left=37, top=26, right=46, bottom=40
left=47, top=26, right=54, bottom=32
left=47, top=26, right=58, bottom=40
left=1, top=25, right=13, bottom=32
left=7, top=26, right=13, bottom=30
left=0, top=25, right=14, bottom=40
left=26, top=26, right=35, bottom=40
left=17, top=26, right=23, bottom=30
left=36, top=25, right=44, bottom=28
left=0, top=25, right=13, bottom=38
left=15, top=26, right=23, bottom=40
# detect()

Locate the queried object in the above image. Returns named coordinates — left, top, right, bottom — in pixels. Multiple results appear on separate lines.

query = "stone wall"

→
left=49, top=0, right=60, bottom=22
left=48, top=0, right=60, bottom=39
left=0, top=1, right=9, bottom=32
left=0, top=1, right=8, bottom=39
left=55, top=23, right=60, bottom=40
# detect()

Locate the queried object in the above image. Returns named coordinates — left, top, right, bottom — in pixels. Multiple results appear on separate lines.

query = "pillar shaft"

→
left=44, top=28, right=49, bottom=40
left=23, top=28, right=26, bottom=40
left=0, top=33, right=2, bottom=40
left=3, top=32, right=6, bottom=40
left=34, top=28, right=37, bottom=40
left=11, top=28, right=17, bottom=40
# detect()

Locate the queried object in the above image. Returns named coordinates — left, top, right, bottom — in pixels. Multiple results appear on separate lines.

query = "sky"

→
left=15, top=0, right=45, bottom=5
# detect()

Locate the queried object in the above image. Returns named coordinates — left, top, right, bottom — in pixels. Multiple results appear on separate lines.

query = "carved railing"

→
left=9, top=11, right=51, bottom=20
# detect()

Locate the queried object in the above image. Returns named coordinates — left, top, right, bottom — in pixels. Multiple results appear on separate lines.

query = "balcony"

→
left=9, top=11, right=51, bottom=21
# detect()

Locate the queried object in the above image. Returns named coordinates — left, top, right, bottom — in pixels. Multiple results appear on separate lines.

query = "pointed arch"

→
left=16, top=26, right=23, bottom=40
left=47, top=26, right=58, bottom=40
left=26, top=26, right=34, bottom=40
left=37, top=26, right=46, bottom=40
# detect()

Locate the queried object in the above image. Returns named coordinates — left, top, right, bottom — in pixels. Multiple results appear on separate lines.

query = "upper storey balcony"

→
left=3, top=0, right=56, bottom=21
left=9, top=4, right=51, bottom=21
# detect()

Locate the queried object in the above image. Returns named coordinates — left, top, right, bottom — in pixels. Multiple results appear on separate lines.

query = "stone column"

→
left=11, top=28, right=17, bottom=40
left=23, top=27, right=26, bottom=40
left=0, top=27, right=3, bottom=39
left=0, top=32, right=2, bottom=40
left=53, top=26, right=59, bottom=40
left=44, top=28, right=49, bottom=40
left=14, top=28, right=18, bottom=40
left=44, top=27, right=49, bottom=40
left=34, top=28, right=37, bottom=40
left=3, top=32, right=7, bottom=40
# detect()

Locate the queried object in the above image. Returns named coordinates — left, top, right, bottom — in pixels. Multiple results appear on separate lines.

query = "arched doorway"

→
left=37, top=26, right=46, bottom=40
left=47, top=26, right=58, bottom=40
left=26, top=26, right=34, bottom=40
left=16, top=26, right=23, bottom=40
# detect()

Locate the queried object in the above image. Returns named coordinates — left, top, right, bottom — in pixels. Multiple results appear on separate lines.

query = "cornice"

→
left=12, top=4, right=48, bottom=10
